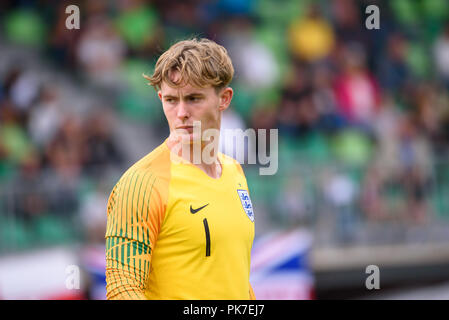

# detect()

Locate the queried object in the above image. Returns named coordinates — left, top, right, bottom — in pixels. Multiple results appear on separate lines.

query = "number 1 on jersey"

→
left=203, top=218, right=211, bottom=257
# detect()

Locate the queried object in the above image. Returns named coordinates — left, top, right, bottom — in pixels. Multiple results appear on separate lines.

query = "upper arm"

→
left=105, top=169, right=165, bottom=299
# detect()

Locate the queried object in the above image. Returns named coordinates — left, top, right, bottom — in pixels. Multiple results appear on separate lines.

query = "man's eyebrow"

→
left=184, top=93, right=205, bottom=97
left=162, top=94, right=178, bottom=99
left=162, top=93, right=204, bottom=99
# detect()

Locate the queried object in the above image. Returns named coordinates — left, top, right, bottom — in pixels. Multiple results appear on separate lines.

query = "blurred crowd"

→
left=1, top=0, right=449, bottom=247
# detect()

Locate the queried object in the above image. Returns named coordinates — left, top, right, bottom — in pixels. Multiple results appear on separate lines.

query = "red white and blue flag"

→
left=250, top=229, right=314, bottom=300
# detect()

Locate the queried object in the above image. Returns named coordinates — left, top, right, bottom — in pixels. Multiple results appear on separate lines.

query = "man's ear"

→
left=158, top=90, right=162, bottom=101
left=218, top=87, right=233, bottom=111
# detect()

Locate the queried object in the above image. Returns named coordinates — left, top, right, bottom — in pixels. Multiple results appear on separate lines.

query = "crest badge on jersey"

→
left=237, top=189, right=255, bottom=222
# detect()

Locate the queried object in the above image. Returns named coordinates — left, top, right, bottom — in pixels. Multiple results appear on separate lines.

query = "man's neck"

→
left=165, top=138, right=222, bottom=179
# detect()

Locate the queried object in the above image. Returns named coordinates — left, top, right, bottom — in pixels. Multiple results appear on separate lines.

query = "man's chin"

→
left=178, top=133, right=201, bottom=144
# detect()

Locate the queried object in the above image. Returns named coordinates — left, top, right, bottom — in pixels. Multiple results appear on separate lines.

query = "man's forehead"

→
left=160, top=81, right=212, bottom=95
left=161, top=69, right=215, bottom=94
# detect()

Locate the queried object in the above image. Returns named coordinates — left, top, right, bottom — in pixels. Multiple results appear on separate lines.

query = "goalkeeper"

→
left=105, top=38, right=256, bottom=300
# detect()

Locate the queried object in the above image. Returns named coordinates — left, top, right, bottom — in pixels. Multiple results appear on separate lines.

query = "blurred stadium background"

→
left=1, top=0, right=449, bottom=299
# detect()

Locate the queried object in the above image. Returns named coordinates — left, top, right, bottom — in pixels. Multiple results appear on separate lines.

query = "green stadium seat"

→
left=3, top=8, right=47, bottom=48
left=0, top=218, right=32, bottom=252
left=32, top=215, right=74, bottom=245
left=406, top=43, right=431, bottom=78
left=254, top=0, right=306, bottom=25
left=115, top=5, right=159, bottom=51
left=390, top=0, right=419, bottom=26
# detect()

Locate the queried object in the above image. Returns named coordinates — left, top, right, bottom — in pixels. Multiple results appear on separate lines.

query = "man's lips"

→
left=176, top=126, right=194, bottom=133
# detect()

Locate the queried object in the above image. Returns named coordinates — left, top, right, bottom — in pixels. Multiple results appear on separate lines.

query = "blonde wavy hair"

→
left=143, top=38, right=234, bottom=92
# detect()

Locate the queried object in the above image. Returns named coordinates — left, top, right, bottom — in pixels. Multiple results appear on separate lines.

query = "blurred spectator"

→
left=333, top=43, right=381, bottom=126
left=45, top=114, right=86, bottom=175
left=331, top=0, right=366, bottom=46
left=288, top=4, right=335, bottom=63
left=311, top=63, right=346, bottom=132
left=0, top=100, right=33, bottom=167
left=10, top=151, right=47, bottom=223
left=277, top=91, right=302, bottom=138
left=0, top=142, right=12, bottom=180
left=83, top=107, right=124, bottom=176
left=378, top=33, right=411, bottom=93
left=277, top=86, right=323, bottom=139
left=48, top=1, right=82, bottom=68
left=28, top=86, right=63, bottom=150
left=323, top=170, right=358, bottom=244
left=397, top=114, right=433, bottom=223
left=5, top=68, right=40, bottom=116
left=42, top=115, right=84, bottom=216
left=220, top=108, right=254, bottom=164
left=277, top=63, right=313, bottom=138
left=157, top=0, right=200, bottom=42
left=79, top=182, right=109, bottom=244
left=2, top=67, right=21, bottom=101
left=414, top=84, right=441, bottom=138
left=276, top=173, right=313, bottom=225
left=221, top=17, right=280, bottom=90
left=434, top=23, right=449, bottom=89
left=77, top=16, right=126, bottom=88
left=360, top=165, right=385, bottom=221
left=433, top=92, right=449, bottom=157
left=373, top=93, right=404, bottom=176
left=296, top=89, right=321, bottom=136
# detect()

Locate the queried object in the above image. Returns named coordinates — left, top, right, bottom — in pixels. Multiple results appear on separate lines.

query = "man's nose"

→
left=176, top=101, right=190, bottom=119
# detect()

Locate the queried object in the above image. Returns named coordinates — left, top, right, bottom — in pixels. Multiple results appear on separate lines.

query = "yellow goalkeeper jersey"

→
left=105, top=140, right=256, bottom=300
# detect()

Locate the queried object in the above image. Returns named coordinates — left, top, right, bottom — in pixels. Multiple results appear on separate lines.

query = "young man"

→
left=105, top=38, right=256, bottom=299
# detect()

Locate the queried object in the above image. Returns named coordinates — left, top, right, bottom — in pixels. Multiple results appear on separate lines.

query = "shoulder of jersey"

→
left=121, top=143, right=172, bottom=183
